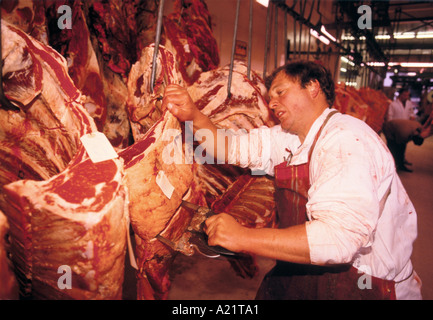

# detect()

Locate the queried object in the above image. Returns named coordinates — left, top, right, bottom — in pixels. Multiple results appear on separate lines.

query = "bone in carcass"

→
left=2, top=146, right=128, bottom=299
left=84, top=0, right=160, bottom=148
left=0, top=210, right=19, bottom=300
left=126, top=43, right=185, bottom=140
left=164, top=0, right=220, bottom=85
left=121, top=44, right=198, bottom=299
left=0, top=21, right=97, bottom=188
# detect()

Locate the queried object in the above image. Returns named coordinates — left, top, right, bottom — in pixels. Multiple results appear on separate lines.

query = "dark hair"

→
left=265, top=61, right=335, bottom=107
left=398, top=87, right=410, bottom=95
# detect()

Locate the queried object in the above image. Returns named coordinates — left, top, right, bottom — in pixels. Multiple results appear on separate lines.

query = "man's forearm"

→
left=239, top=224, right=311, bottom=264
left=191, top=111, right=230, bottom=163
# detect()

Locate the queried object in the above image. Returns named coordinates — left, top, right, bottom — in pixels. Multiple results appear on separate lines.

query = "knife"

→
left=156, top=201, right=238, bottom=258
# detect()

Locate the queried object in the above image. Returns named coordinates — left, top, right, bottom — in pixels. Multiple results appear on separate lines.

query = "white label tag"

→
left=80, top=132, right=118, bottom=163
left=156, top=170, right=175, bottom=199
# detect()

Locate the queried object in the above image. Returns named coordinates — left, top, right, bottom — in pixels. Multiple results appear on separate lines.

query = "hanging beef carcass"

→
left=333, top=84, right=390, bottom=134
left=187, top=61, right=278, bottom=206
left=84, top=0, right=161, bottom=148
left=44, top=0, right=107, bottom=131
left=357, top=87, right=390, bottom=133
left=186, top=61, right=278, bottom=278
left=164, top=0, right=220, bottom=85
left=2, top=146, right=128, bottom=299
left=1, top=20, right=128, bottom=299
left=126, top=47, right=277, bottom=297
left=121, top=44, right=205, bottom=299
left=126, top=43, right=185, bottom=139
left=334, top=84, right=369, bottom=125
left=0, top=20, right=97, bottom=188
left=0, top=210, right=19, bottom=300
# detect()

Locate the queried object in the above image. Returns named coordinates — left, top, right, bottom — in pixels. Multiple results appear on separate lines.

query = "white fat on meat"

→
left=126, top=44, right=185, bottom=140
left=0, top=21, right=97, bottom=187
left=2, top=146, right=128, bottom=300
left=188, top=61, right=276, bottom=131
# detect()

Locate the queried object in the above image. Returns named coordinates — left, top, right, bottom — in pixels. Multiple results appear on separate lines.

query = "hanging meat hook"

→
left=150, top=0, right=165, bottom=93
left=263, top=1, right=272, bottom=78
left=274, top=3, right=278, bottom=69
left=0, top=4, right=20, bottom=112
left=227, top=0, right=241, bottom=98
left=247, top=0, right=253, bottom=80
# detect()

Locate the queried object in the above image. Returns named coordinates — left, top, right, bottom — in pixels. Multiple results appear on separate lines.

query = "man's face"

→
left=268, top=72, right=312, bottom=135
left=399, top=90, right=410, bottom=103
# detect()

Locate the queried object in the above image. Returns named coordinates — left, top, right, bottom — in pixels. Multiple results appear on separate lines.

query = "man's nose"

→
left=269, top=98, right=278, bottom=109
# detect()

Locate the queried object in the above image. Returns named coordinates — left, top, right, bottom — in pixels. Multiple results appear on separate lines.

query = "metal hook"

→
left=150, top=0, right=165, bottom=94
left=263, top=1, right=272, bottom=79
left=227, top=0, right=240, bottom=99
left=247, top=0, right=253, bottom=80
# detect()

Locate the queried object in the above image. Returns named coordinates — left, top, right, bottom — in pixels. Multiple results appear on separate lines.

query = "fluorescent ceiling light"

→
left=341, top=35, right=355, bottom=41
left=320, top=25, right=336, bottom=42
left=256, top=0, right=268, bottom=7
left=367, top=62, right=386, bottom=67
left=345, top=32, right=431, bottom=41
left=340, top=67, right=347, bottom=72
left=376, top=34, right=391, bottom=40
left=400, top=62, right=433, bottom=68
left=388, top=62, right=433, bottom=68
left=310, top=29, right=330, bottom=45
left=394, top=32, right=415, bottom=39
left=417, top=32, right=433, bottom=39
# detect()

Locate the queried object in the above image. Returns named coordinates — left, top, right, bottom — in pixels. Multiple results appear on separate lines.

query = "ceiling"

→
left=328, top=0, right=433, bottom=88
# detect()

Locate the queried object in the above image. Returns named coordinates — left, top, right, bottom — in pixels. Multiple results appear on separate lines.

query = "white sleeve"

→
left=227, top=126, right=289, bottom=176
left=305, top=128, right=383, bottom=265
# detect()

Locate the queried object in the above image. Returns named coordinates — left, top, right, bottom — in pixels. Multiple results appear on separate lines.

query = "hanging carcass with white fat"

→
left=0, top=20, right=128, bottom=299
left=0, top=209, right=18, bottom=300
left=122, top=44, right=206, bottom=300
left=186, top=61, right=278, bottom=278
left=0, top=20, right=97, bottom=189
left=125, top=46, right=278, bottom=298
left=2, top=146, right=128, bottom=299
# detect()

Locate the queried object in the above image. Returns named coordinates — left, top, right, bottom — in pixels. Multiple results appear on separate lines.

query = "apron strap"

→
left=308, top=110, right=339, bottom=161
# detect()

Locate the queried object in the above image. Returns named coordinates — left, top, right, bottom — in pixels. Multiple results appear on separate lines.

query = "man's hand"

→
left=204, top=213, right=245, bottom=253
left=161, top=84, right=200, bottom=122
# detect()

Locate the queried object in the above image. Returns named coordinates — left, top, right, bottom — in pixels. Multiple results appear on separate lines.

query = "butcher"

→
left=162, top=61, right=422, bottom=300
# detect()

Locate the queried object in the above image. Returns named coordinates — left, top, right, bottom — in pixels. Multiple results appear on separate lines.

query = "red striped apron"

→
left=256, top=111, right=396, bottom=300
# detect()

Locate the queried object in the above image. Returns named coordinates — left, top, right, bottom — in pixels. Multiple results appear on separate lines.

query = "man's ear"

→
left=307, top=80, right=320, bottom=99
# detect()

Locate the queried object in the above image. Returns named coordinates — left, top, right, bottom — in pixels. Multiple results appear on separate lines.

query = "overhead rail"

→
left=269, top=0, right=381, bottom=76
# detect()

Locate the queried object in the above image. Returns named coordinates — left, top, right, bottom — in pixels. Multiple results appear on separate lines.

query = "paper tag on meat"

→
left=156, top=170, right=175, bottom=199
left=80, top=132, right=119, bottom=163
